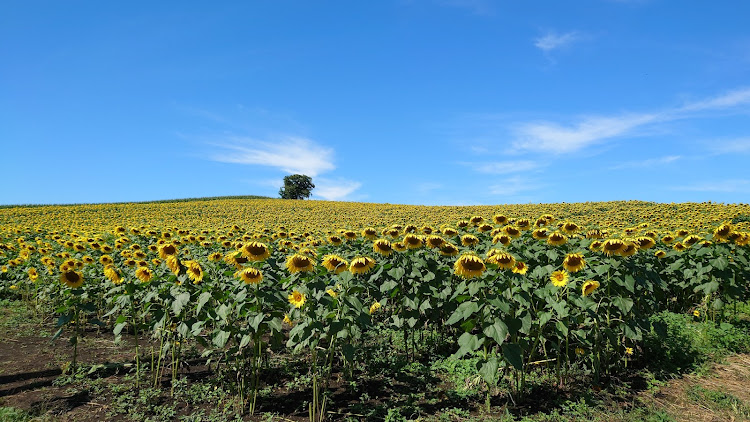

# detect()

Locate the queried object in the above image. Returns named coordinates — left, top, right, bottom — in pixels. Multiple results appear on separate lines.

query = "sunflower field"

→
left=1, top=198, right=749, bottom=420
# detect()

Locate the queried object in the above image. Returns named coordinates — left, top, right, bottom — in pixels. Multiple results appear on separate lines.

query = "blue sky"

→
left=2, top=0, right=750, bottom=206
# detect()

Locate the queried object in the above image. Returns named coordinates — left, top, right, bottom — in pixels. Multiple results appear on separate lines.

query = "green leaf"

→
left=239, top=334, right=252, bottom=349
left=479, top=357, right=500, bottom=386
left=114, top=322, right=127, bottom=337
left=611, top=296, right=634, bottom=314
left=483, top=319, right=508, bottom=345
left=453, top=332, right=484, bottom=358
left=249, top=313, right=264, bottom=332
left=213, top=330, right=230, bottom=348
left=196, top=292, right=211, bottom=314
left=555, top=320, right=569, bottom=337
left=502, top=343, right=523, bottom=370
left=172, top=292, right=191, bottom=316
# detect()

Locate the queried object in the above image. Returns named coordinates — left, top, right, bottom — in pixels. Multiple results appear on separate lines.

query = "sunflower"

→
left=601, top=239, right=625, bottom=256
left=532, top=228, right=549, bottom=240
left=581, top=280, right=600, bottom=296
left=104, top=265, right=121, bottom=284
left=362, top=227, right=378, bottom=240
left=439, top=242, right=459, bottom=256
left=493, top=215, right=508, bottom=225
left=27, top=267, right=39, bottom=281
left=326, top=288, right=338, bottom=298
left=343, top=231, right=357, bottom=241
left=373, top=239, right=394, bottom=256
left=547, top=232, right=568, bottom=246
left=286, top=254, right=315, bottom=273
left=322, top=254, right=348, bottom=274
left=60, top=270, right=83, bottom=288
left=550, top=270, right=569, bottom=288
left=503, top=226, right=521, bottom=238
left=425, top=235, right=445, bottom=249
left=460, top=234, right=479, bottom=247
left=240, top=241, right=271, bottom=261
left=235, top=267, right=263, bottom=285
left=393, top=242, right=407, bottom=252
left=158, top=243, right=178, bottom=259
left=403, top=234, right=423, bottom=249
left=511, top=261, right=529, bottom=275
left=562, top=253, right=586, bottom=273
left=283, top=314, right=294, bottom=326
left=453, top=254, right=486, bottom=278
left=369, top=302, right=382, bottom=315
left=184, top=260, right=204, bottom=283
left=661, top=234, right=675, bottom=244
left=350, top=256, right=376, bottom=275
left=618, top=241, right=639, bottom=257
left=288, top=290, right=306, bottom=308
left=634, top=236, right=656, bottom=249
left=135, top=266, right=153, bottom=283
left=672, top=242, right=687, bottom=252
left=654, top=250, right=667, bottom=259
left=469, top=215, right=484, bottom=225
left=166, top=255, right=181, bottom=275
left=487, top=250, right=515, bottom=270
left=561, top=221, right=580, bottom=235
left=682, top=234, right=702, bottom=246
left=442, top=227, right=458, bottom=237
left=586, top=229, right=604, bottom=239
left=327, top=235, right=343, bottom=246
left=493, top=234, right=512, bottom=246
left=208, top=252, right=223, bottom=261
left=589, top=240, right=603, bottom=252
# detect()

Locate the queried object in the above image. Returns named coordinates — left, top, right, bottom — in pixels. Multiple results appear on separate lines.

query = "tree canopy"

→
left=279, top=174, right=315, bottom=200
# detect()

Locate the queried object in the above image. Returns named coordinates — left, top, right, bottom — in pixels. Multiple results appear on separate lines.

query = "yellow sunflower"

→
left=369, top=302, right=382, bottom=315
left=135, top=266, right=153, bottom=283
left=60, top=270, right=83, bottom=288
left=425, top=235, right=445, bottom=249
left=166, top=255, right=181, bottom=275
left=373, top=239, right=394, bottom=256
left=288, top=290, right=306, bottom=308
left=547, top=232, right=568, bottom=246
left=403, top=234, right=423, bottom=249
left=550, top=270, right=569, bottom=288
left=158, top=243, right=178, bottom=259
left=322, top=254, right=348, bottom=274
left=235, top=267, right=263, bottom=285
left=362, top=227, right=378, bottom=240
left=393, top=241, right=407, bottom=252
left=240, top=241, right=271, bottom=262
left=439, top=242, right=459, bottom=256
left=350, top=256, right=376, bottom=275
left=493, top=234, right=512, bottom=246
left=601, top=239, right=625, bottom=256
left=654, top=250, right=667, bottom=259
left=286, top=254, right=315, bottom=273
left=581, top=280, right=600, bottom=296
left=562, top=253, right=586, bottom=273
left=453, top=254, right=486, bottom=278
left=104, top=265, right=121, bottom=284
left=460, top=234, right=479, bottom=247
left=511, top=261, right=529, bottom=275
left=487, top=250, right=516, bottom=270
left=184, top=260, right=204, bottom=283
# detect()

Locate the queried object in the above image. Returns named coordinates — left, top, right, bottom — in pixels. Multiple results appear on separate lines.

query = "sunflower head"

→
left=288, top=290, right=306, bottom=308
left=654, top=250, right=667, bottom=259
left=562, top=253, right=586, bottom=273
left=487, top=250, right=516, bottom=270
left=601, top=239, right=625, bottom=256
left=322, top=254, right=348, bottom=274
left=286, top=254, right=315, bottom=273
left=439, top=242, right=459, bottom=256
left=373, top=239, right=394, bottom=256
left=425, top=235, right=445, bottom=249
left=550, top=270, right=569, bottom=288
left=460, top=234, right=479, bottom=247
left=493, top=234, right=512, bottom=245
left=362, top=227, right=378, bottom=240
left=61, top=270, right=84, bottom=288
left=547, top=232, right=568, bottom=246
left=158, top=243, right=178, bottom=259
left=511, top=261, right=529, bottom=275
left=403, top=234, right=423, bottom=249
left=350, top=256, right=376, bottom=275
left=454, top=254, right=486, bottom=279
left=581, top=280, right=600, bottom=297
left=184, top=260, right=204, bottom=283
left=135, top=266, right=154, bottom=283
left=240, top=241, right=271, bottom=262
left=235, top=267, right=263, bottom=285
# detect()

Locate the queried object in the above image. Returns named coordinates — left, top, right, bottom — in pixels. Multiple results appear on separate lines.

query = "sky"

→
left=2, top=0, right=750, bottom=206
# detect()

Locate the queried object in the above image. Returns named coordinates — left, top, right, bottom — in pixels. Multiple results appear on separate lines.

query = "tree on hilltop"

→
left=279, top=174, right=315, bottom=200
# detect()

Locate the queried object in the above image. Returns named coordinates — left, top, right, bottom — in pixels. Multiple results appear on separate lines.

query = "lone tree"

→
left=279, top=174, right=315, bottom=199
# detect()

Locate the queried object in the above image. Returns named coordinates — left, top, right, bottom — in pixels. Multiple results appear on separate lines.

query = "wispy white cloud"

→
left=672, top=179, right=750, bottom=193
left=710, top=137, right=750, bottom=154
left=513, top=114, right=659, bottom=154
left=609, top=155, right=681, bottom=170
left=534, top=31, right=581, bottom=52
left=210, top=136, right=335, bottom=177
left=416, top=183, right=443, bottom=194
left=313, top=178, right=362, bottom=201
left=470, top=160, right=541, bottom=174
left=487, top=176, right=544, bottom=196
left=679, top=88, right=750, bottom=112
left=511, top=87, right=750, bottom=154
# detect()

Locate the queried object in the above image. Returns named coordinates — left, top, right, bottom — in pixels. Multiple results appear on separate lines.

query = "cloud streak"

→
left=470, top=160, right=541, bottom=174
left=512, top=87, right=750, bottom=154
left=314, top=178, right=362, bottom=201
left=210, top=136, right=335, bottom=177
left=534, top=31, right=581, bottom=52
left=609, top=155, right=681, bottom=170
